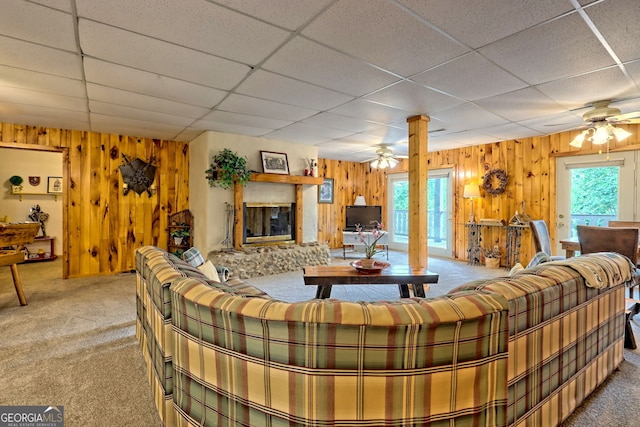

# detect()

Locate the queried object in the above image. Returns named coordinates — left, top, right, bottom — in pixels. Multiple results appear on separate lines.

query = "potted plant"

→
left=9, top=175, right=23, bottom=193
left=170, top=228, right=190, bottom=246
left=355, top=221, right=386, bottom=268
left=205, top=148, right=252, bottom=189
left=483, top=246, right=501, bottom=269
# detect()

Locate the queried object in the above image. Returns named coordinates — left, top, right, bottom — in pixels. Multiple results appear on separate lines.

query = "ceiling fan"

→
left=569, top=100, right=640, bottom=149
left=362, top=144, right=407, bottom=169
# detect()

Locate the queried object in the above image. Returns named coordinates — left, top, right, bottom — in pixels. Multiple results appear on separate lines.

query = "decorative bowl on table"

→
left=350, top=260, right=391, bottom=274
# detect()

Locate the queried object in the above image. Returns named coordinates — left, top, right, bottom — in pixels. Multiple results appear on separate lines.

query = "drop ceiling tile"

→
left=263, top=122, right=353, bottom=145
left=200, top=110, right=292, bottom=130
left=272, top=122, right=354, bottom=140
left=517, top=111, right=584, bottom=134
left=217, top=94, right=318, bottom=122
left=30, top=0, right=72, bottom=13
left=430, top=103, right=509, bottom=130
left=475, top=87, right=567, bottom=122
left=235, top=70, right=353, bottom=111
left=398, top=0, right=573, bottom=49
left=0, top=66, right=84, bottom=97
left=329, top=99, right=411, bottom=124
left=174, top=128, right=204, bottom=142
left=610, top=98, right=640, bottom=116
left=89, top=101, right=195, bottom=127
left=190, top=119, right=273, bottom=137
left=0, top=35, right=82, bottom=79
left=586, top=0, right=640, bottom=63
left=412, top=53, right=528, bottom=101
left=0, top=86, right=85, bottom=111
left=358, top=126, right=410, bottom=145
left=262, top=37, right=400, bottom=97
left=83, top=58, right=227, bottom=108
left=302, top=0, right=469, bottom=76
left=78, top=19, right=251, bottom=90
left=536, top=67, right=639, bottom=110
left=0, top=102, right=89, bottom=131
left=480, top=123, right=542, bottom=140
left=302, top=112, right=382, bottom=133
left=479, top=13, right=615, bottom=85
left=365, top=81, right=463, bottom=114
left=214, top=0, right=333, bottom=31
left=0, top=1, right=76, bottom=50
left=76, top=0, right=290, bottom=65
left=334, top=133, right=388, bottom=145
left=87, top=83, right=210, bottom=119
left=90, top=113, right=187, bottom=140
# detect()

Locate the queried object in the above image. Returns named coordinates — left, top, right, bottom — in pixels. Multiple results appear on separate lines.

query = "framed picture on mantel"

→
left=260, top=151, right=290, bottom=175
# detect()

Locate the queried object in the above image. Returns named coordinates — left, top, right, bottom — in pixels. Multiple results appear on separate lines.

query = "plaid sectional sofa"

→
left=450, top=252, right=633, bottom=426
left=136, top=246, right=633, bottom=426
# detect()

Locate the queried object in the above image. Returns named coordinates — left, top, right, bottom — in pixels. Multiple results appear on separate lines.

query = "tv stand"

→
left=342, top=230, right=389, bottom=260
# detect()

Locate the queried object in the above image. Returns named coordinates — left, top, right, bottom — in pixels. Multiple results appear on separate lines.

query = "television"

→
left=345, top=205, right=382, bottom=231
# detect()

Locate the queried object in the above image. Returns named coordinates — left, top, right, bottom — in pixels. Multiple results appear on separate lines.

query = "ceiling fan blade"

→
left=608, top=111, right=640, bottom=122
left=360, top=157, right=378, bottom=163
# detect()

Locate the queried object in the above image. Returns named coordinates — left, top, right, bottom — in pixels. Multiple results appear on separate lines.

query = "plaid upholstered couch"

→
left=136, top=246, right=633, bottom=427
left=450, top=252, right=633, bottom=426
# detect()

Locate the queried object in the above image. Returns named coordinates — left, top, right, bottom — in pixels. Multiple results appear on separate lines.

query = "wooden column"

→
left=295, top=184, right=304, bottom=244
left=407, top=115, right=429, bottom=269
left=233, top=183, right=244, bottom=250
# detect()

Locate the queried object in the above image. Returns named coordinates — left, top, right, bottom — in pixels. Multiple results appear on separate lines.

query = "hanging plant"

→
left=482, top=168, right=508, bottom=195
left=205, top=149, right=252, bottom=190
left=9, top=175, right=24, bottom=192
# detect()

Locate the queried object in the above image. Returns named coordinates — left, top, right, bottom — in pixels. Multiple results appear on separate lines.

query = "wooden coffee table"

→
left=303, top=265, right=439, bottom=299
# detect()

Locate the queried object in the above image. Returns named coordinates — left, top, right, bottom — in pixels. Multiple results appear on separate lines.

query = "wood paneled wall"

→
left=0, top=123, right=189, bottom=278
left=319, top=124, right=640, bottom=265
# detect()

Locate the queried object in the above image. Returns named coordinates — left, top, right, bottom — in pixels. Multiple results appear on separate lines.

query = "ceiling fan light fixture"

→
left=613, top=126, right=632, bottom=142
left=590, top=125, right=610, bottom=145
left=570, top=130, right=588, bottom=148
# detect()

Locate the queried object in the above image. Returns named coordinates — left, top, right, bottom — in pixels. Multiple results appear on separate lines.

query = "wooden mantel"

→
left=233, top=173, right=324, bottom=249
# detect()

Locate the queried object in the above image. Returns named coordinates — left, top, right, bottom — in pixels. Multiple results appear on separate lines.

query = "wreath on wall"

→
left=482, top=168, right=508, bottom=195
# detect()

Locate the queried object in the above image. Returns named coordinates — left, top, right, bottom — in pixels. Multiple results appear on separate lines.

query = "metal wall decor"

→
left=119, top=154, right=156, bottom=196
left=28, top=204, right=49, bottom=237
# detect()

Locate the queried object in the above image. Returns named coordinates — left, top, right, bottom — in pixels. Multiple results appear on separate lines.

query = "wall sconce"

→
left=354, top=195, right=366, bottom=206
left=123, top=182, right=129, bottom=196
left=463, top=184, right=480, bottom=223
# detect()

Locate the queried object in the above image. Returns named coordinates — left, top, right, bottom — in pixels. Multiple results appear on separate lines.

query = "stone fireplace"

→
left=243, top=203, right=295, bottom=245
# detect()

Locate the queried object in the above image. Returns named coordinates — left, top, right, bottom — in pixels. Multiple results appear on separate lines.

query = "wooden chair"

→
left=578, top=225, right=640, bottom=348
left=529, top=220, right=565, bottom=260
left=578, top=224, right=640, bottom=303
left=0, top=222, right=41, bottom=306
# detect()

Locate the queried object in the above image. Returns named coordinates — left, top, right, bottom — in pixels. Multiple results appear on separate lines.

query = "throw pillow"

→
left=198, top=260, right=221, bottom=283
left=508, top=262, right=524, bottom=276
left=526, top=252, right=551, bottom=269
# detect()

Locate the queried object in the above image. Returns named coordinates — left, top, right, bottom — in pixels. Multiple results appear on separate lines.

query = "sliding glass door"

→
left=387, top=168, right=453, bottom=257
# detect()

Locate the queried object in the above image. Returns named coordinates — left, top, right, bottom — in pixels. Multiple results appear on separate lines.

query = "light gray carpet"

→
left=1, top=250, right=639, bottom=426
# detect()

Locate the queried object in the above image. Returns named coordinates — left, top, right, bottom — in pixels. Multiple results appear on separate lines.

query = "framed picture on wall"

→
left=47, top=176, right=63, bottom=194
left=260, top=151, right=290, bottom=175
left=318, top=178, right=334, bottom=204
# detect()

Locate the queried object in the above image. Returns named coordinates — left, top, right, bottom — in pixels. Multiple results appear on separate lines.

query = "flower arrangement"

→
left=356, top=221, right=386, bottom=259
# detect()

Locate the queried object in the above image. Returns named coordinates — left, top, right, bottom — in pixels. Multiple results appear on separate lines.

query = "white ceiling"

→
left=1, top=0, right=640, bottom=162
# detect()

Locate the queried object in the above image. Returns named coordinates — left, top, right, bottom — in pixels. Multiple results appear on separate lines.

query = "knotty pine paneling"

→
left=0, top=122, right=189, bottom=278
left=319, top=124, right=640, bottom=266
